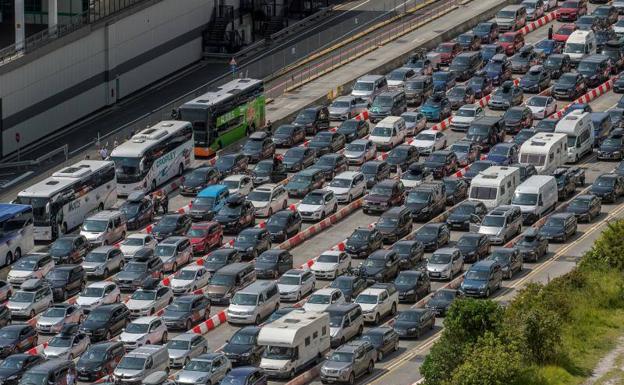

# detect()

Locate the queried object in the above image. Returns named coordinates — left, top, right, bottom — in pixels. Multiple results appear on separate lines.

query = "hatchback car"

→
left=179, top=167, right=221, bottom=196
left=76, top=281, right=121, bottom=312
left=488, top=81, right=523, bottom=110
left=175, top=352, right=231, bottom=385
left=265, top=210, right=302, bottom=242
left=48, top=235, right=89, bottom=266
left=7, top=279, right=53, bottom=319
left=271, top=124, right=306, bottom=147
left=215, top=154, right=249, bottom=176
left=308, top=131, right=346, bottom=156
left=254, top=250, right=293, bottom=279
left=234, top=228, right=271, bottom=260
left=414, top=223, right=450, bottom=251
left=126, top=281, right=174, bottom=318
left=567, top=194, right=601, bottom=222
left=248, top=184, right=288, bottom=218
left=83, top=245, right=126, bottom=278
left=163, top=294, right=212, bottom=331
left=310, top=153, right=349, bottom=181
left=120, top=316, right=168, bottom=350
left=538, top=212, right=578, bottom=242
left=424, top=288, right=461, bottom=316
left=515, top=228, right=549, bottom=262
left=151, top=214, right=192, bottom=241
left=36, top=303, right=84, bottom=335
left=298, top=189, right=338, bottom=221
left=277, top=269, right=316, bottom=302
left=7, top=254, right=54, bottom=287
left=456, top=233, right=490, bottom=263
left=488, top=247, right=523, bottom=279
left=167, top=334, right=211, bottom=369
left=487, top=142, right=520, bottom=165
left=345, top=227, right=383, bottom=259
left=426, top=248, right=463, bottom=280
left=363, top=179, right=405, bottom=214
left=338, top=119, right=370, bottom=142
left=0, top=325, right=38, bottom=358
left=391, top=240, right=424, bottom=269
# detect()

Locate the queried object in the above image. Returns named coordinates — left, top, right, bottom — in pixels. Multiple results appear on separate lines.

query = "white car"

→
left=170, top=265, right=211, bottom=296
left=327, top=171, right=367, bottom=203
left=248, top=184, right=288, bottom=217
left=120, top=316, right=168, bottom=350
left=298, top=190, right=338, bottom=221
left=44, top=330, right=90, bottom=360
left=36, top=304, right=84, bottom=334
left=7, top=254, right=54, bottom=287
left=544, top=0, right=557, bottom=10
left=369, top=123, right=406, bottom=151
left=119, top=234, right=157, bottom=259
left=426, top=247, right=464, bottom=281
left=526, top=95, right=557, bottom=119
left=451, top=104, right=485, bottom=130
left=311, top=250, right=352, bottom=280
left=126, top=285, right=174, bottom=318
left=303, top=288, right=346, bottom=312
left=401, top=111, right=427, bottom=136
left=354, top=286, right=399, bottom=324
left=277, top=269, right=316, bottom=302
left=223, top=174, right=254, bottom=196
left=411, top=129, right=447, bottom=155
left=76, top=281, right=121, bottom=312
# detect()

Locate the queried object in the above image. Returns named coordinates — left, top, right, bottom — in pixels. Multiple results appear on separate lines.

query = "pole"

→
left=15, top=0, right=25, bottom=51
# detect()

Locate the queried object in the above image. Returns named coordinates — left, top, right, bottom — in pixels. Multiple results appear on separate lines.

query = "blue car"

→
left=189, top=184, right=229, bottom=221
left=432, top=71, right=456, bottom=91
left=534, top=39, right=561, bottom=56
left=467, top=74, right=493, bottom=98
left=480, top=44, right=504, bottom=62
left=618, top=95, right=624, bottom=109
left=486, top=143, right=519, bottom=165
left=420, top=92, right=452, bottom=122
left=221, top=367, right=268, bottom=385
left=483, top=54, right=512, bottom=85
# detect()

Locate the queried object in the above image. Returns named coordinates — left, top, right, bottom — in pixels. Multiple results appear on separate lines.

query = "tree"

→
left=421, top=334, right=465, bottom=385
left=582, top=220, right=624, bottom=271
left=443, top=298, right=504, bottom=344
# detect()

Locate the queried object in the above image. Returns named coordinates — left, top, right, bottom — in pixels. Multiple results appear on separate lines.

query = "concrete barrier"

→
left=286, top=364, right=322, bottom=385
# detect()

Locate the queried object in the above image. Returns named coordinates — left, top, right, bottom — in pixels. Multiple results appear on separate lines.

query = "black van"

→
left=465, top=116, right=505, bottom=152
left=405, top=76, right=433, bottom=106
left=369, top=91, right=407, bottom=123
left=449, top=52, right=483, bottom=81
left=20, top=360, right=75, bottom=385
left=375, top=207, right=413, bottom=243
left=292, top=105, right=330, bottom=135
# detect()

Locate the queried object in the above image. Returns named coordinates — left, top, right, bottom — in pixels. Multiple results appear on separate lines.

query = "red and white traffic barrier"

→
left=191, top=310, right=228, bottom=334
left=519, top=11, right=557, bottom=35
left=552, top=77, right=615, bottom=119
left=26, top=342, right=48, bottom=356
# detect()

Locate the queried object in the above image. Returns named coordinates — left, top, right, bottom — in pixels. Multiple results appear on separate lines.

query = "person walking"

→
left=160, top=192, right=169, bottom=214
left=548, top=25, right=553, bottom=40
left=99, top=146, right=108, bottom=160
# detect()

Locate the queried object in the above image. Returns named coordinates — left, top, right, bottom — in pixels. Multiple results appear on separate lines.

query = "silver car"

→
left=320, top=341, right=377, bottom=384
left=126, top=285, right=174, bottom=319
left=400, top=111, right=427, bottom=136
left=344, top=139, right=377, bottom=165
left=83, top=246, right=125, bottom=278
left=426, top=248, right=464, bottom=281
left=36, top=304, right=85, bottom=334
left=6, top=279, right=53, bottom=319
left=175, top=352, right=231, bottom=385
left=167, top=333, right=209, bottom=368
left=328, top=96, right=370, bottom=121
left=44, top=329, right=91, bottom=360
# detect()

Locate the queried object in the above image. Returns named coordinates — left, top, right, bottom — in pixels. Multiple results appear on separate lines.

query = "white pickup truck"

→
left=354, top=283, right=399, bottom=324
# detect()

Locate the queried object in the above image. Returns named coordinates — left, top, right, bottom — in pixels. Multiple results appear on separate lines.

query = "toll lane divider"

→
left=191, top=309, right=228, bottom=335
left=519, top=11, right=557, bottom=35
left=552, top=77, right=615, bottom=119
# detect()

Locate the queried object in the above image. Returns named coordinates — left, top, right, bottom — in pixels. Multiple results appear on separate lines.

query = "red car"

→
left=557, top=0, right=587, bottom=21
left=499, top=31, right=525, bottom=56
left=435, top=42, right=462, bottom=65
left=552, top=23, right=576, bottom=43
left=187, top=221, right=223, bottom=254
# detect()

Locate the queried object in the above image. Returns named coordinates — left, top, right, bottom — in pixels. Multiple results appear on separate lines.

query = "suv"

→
left=7, top=253, right=55, bottom=287
left=83, top=246, right=125, bottom=279
left=76, top=281, right=121, bottom=312
left=459, top=260, right=503, bottom=298
left=320, top=341, right=377, bottom=384
left=45, top=265, right=86, bottom=302
left=49, top=235, right=89, bottom=265
left=115, top=250, right=164, bottom=291
left=359, top=250, right=400, bottom=284
left=477, top=205, right=523, bottom=245
left=345, top=227, right=383, bottom=259
left=120, top=316, right=168, bottom=350
left=311, top=153, right=349, bottom=180
left=248, top=184, right=288, bottom=218
left=155, top=237, right=192, bottom=273
left=163, top=294, right=211, bottom=331
left=79, top=303, right=130, bottom=341
left=7, top=279, right=53, bottom=319
left=394, top=270, right=430, bottom=302
left=242, top=132, right=276, bottom=163
left=488, top=247, right=523, bottom=279
left=214, top=194, right=256, bottom=233
left=299, top=189, right=338, bottom=221
left=80, top=210, right=127, bottom=246
left=363, top=179, right=405, bottom=214
left=375, top=206, right=413, bottom=243
left=234, top=228, right=271, bottom=260
left=292, top=105, right=330, bottom=135
left=355, top=283, right=399, bottom=324
left=405, top=183, right=446, bottom=221
left=126, top=280, right=174, bottom=318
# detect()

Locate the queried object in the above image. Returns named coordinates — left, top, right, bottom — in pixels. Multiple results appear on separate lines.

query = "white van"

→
left=519, top=132, right=568, bottom=174
left=511, top=175, right=558, bottom=224
left=564, top=30, right=596, bottom=65
left=369, top=116, right=407, bottom=151
left=227, top=280, right=280, bottom=325
left=258, top=311, right=330, bottom=378
left=554, top=110, right=595, bottom=163
left=469, top=166, right=521, bottom=209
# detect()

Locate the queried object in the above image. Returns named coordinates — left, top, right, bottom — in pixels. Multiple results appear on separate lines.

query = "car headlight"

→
left=241, top=352, right=251, bottom=357
left=197, top=377, right=208, bottom=383
left=408, top=327, right=417, bottom=332
left=405, top=289, right=414, bottom=295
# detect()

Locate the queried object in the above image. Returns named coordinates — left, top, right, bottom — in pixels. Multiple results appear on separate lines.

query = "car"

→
left=515, top=228, right=549, bottom=262
left=401, top=111, right=427, bottom=135
left=557, top=0, right=587, bottom=21
left=488, top=80, right=524, bottom=110
left=120, top=316, right=168, bottom=350
left=393, top=270, right=430, bottom=303
left=282, top=147, right=316, bottom=173
left=343, top=139, right=377, bottom=166
left=363, top=179, right=406, bottom=214
left=303, top=288, right=346, bottom=312
left=423, top=150, right=458, bottom=178
left=520, top=66, right=552, bottom=94
left=575, top=15, right=604, bottom=30
left=391, top=240, right=425, bottom=269
left=510, top=46, right=543, bottom=74
left=76, top=281, right=121, bottom=315
left=292, top=105, right=330, bottom=135
left=405, top=76, right=434, bottom=106
left=424, top=288, right=460, bottom=316
left=126, top=280, right=174, bottom=318
left=6, top=279, right=53, bottom=319
left=48, top=235, right=89, bottom=266
left=247, top=184, right=288, bottom=218
left=553, top=23, right=577, bottom=43
left=174, top=352, right=231, bottom=385
left=553, top=72, right=587, bottom=100
left=420, top=92, right=452, bottom=122
left=456, top=31, right=482, bottom=51
left=451, top=104, right=485, bottom=131
left=327, top=171, right=367, bottom=204
left=499, top=31, right=525, bottom=55
left=0, top=354, right=45, bottom=384
left=449, top=140, right=480, bottom=167
left=526, top=96, right=557, bottom=120
left=320, top=341, right=377, bottom=384
left=473, top=21, right=499, bottom=44
left=415, top=223, right=450, bottom=251
left=411, top=129, right=447, bottom=155
left=215, top=154, right=249, bottom=176
left=120, top=234, right=156, bottom=260
left=0, top=325, right=38, bottom=358
left=252, top=158, right=288, bottom=186
left=539, top=212, right=578, bottom=242
left=535, top=118, right=559, bottom=133
left=45, top=264, right=86, bottom=301
left=271, top=124, right=306, bottom=147
left=221, top=367, right=267, bottom=385
left=459, top=259, right=503, bottom=298
left=456, top=233, right=491, bottom=263
left=329, top=276, right=367, bottom=302
left=484, top=54, right=513, bottom=86
left=79, top=303, right=130, bottom=341
left=338, top=119, right=370, bottom=142
left=312, top=250, right=352, bottom=280
left=265, top=209, right=302, bottom=242
left=115, top=250, right=164, bottom=291
left=36, top=304, right=84, bottom=335
left=311, top=154, right=349, bottom=181
left=214, top=194, right=256, bottom=234
left=443, top=177, right=469, bottom=205
left=277, top=269, right=316, bottom=301
left=166, top=335, right=210, bottom=369
left=155, top=236, right=192, bottom=273
left=534, top=39, right=562, bottom=56
left=43, top=324, right=90, bottom=360
left=189, top=185, right=230, bottom=222
left=400, top=163, right=435, bottom=189
left=76, top=341, right=126, bottom=381
left=185, top=222, right=223, bottom=255
left=467, top=75, right=493, bottom=99
left=285, top=168, right=325, bottom=198
left=345, top=227, right=383, bottom=259
left=593, top=4, right=619, bottom=25
left=480, top=43, right=505, bottom=62
left=446, top=85, right=476, bottom=109
left=432, top=71, right=456, bottom=91
left=524, top=0, right=545, bottom=20
left=242, top=132, right=276, bottom=163
left=234, top=228, right=271, bottom=260
left=7, top=254, right=54, bottom=287
left=488, top=247, right=523, bottom=279
left=486, top=142, right=519, bottom=165
left=223, top=174, right=254, bottom=196
left=386, top=67, right=417, bottom=89
left=254, top=249, right=293, bottom=279
left=308, top=131, right=346, bottom=156
left=361, top=160, right=391, bottom=189
left=598, top=134, right=624, bottom=160
left=179, top=167, right=221, bottom=196
left=119, top=192, right=155, bottom=230
left=446, top=200, right=488, bottom=231
left=359, top=327, right=399, bottom=362
left=609, top=109, right=624, bottom=129
left=554, top=166, right=581, bottom=199
left=591, top=173, right=624, bottom=202
left=358, top=250, right=400, bottom=284
left=567, top=194, right=602, bottom=222
left=386, top=145, right=420, bottom=173
left=151, top=214, right=192, bottom=241
left=203, top=249, right=241, bottom=275
left=375, top=206, right=413, bottom=243
left=461, top=160, right=496, bottom=183
left=426, top=247, right=463, bottom=280
left=222, top=326, right=264, bottom=366
left=163, top=295, right=211, bottom=331
left=393, top=309, right=435, bottom=338
left=435, top=42, right=462, bottom=65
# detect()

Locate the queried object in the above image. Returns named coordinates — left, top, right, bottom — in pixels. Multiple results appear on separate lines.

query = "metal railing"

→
left=0, top=145, right=67, bottom=170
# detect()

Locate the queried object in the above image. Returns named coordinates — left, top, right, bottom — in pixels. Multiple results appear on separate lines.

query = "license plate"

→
left=430, top=272, right=440, bottom=277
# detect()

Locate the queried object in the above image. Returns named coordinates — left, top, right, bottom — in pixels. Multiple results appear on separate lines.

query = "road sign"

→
left=15, top=133, right=20, bottom=143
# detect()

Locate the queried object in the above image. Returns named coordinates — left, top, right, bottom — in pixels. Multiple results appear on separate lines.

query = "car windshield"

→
left=354, top=81, right=374, bottom=91
left=302, top=194, right=325, bottom=205
left=527, top=97, right=548, bottom=107
left=545, top=57, right=562, bottom=68
left=82, top=219, right=108, bottom=233
left=17, top=373, right=48, bottom=385
left=349, top=229, right=370, bottom=241
left=397, top=311, right=421, bottom=321
left=603, top=138, right=622, bottom=147
left=427, top=153, right=448, bottom=163
left=216, top=156, right=235, bottom=168
left=230, top=331, right=255, bottom=345
left=186, top=170, right=209, bottom=184
left=415, top=133, right=436, bottom=141
left=274, top=126, right=294, bottom=136
left=223, top=180, right=241, bottom=190
left=47, top=270, right=70, bottom=281
left=448, top=88, right=466, bottom=98
left=307, top=294, right=331, bottom=304
left=0, top=328, right=19, bottom=339
left=596, top=176, right=615, bottom=187
left=318, top=254, right=339, bottom=263
left=158, top=216, right=179, bottom=227
left=193, top=197, right=215, bottom=209
left=291, top=174, right=312, bottom=184
left=232, top=293, right=258, bottom=306
left=167, top=340, right=191, bottom=350
left=330, top=178, right=352, bottom=189
left=565, top=43, right=585, bottom=54
left=43, top=307, right=67, bottom=317
left=185, top=359, right=213, bottom=372
left=80, top=347, right=107, bottom=362
left=395, top=274, right=417, bottom=285
left=444, top=180, right=458, bottom=193
left=512, top=192, right=538, bottom=205
left=13, top=258, right=37, bottom=271
left=465, top=270, right=489, bottom=280
left=356, top=294, right=378, bottom=304
left=378, top=216, right=398, bottom=227
left=535, top=40, right=552, bottom=50
left=50, top=238, right=73, bottom=254
left=456, top=108, right=476, bottom=117
left=329, top=352, right=354, bottom=363
left=482, top=215, right=505, bottom=227
left=284, top=148, right=307, bottom=161
left=418, top=226, right=438, bottom=236
left=155, top=245, right=176, bottom=258
left=279, top=275, right=301, bottom=285
left=490, top=145, right=511, bottom=156
left=126, top=323, right=149, bottom=334
left=266, top=215, right=289, bottom=227
left=436, top=44, right=454, bottom=53
left=248, top=190, right=271, bottom=202
left=131, top=290, right=156, bottom=300
left=11, top=291, right=35, bottom=302
left=312, top=134, right=332, bottom=144
left=125, top=262, right=147, bottom=272
left=372, top=126, right=393, bottom=137
left=406, top=81, right=424, bottom=90
left=339, top=120, right=360, bottom=133
left=497, top=10, right=516, bottom=18
left=0, top=355, right=28, bottom=369
left=490, top=252, right=511, bottom=263
left=545, top=217, right=565, bottom=227
left=364, top=258, right=386, bottom=268
left=467, top=125, right=490, bottom=136
left=429, top=253, right=452, bottom=264
left=117, top=357, right=146, bottom=370
left=407, top=191, right=431, bottom=204
left=458, top=236, right=479, bottom=247
left=388, top=71, right=407, bottom=81
left=175, top=269, right=198, bottom=280
left=370, top=185, right=393, bottom=196
left=81, top=287, right=104, bottom=297
left=188, top=227, right=209, bottom=238
left=432, top=73, right=450, bottom=82
left=48, top=336, right=72, bottom=347
left=452, top=204, right=476, bottom=215
left=329, top=315, right=344, bottom=327
left=85, top=251, right=107, bottom=263
left=86, top=311, right=110, bottom=322
left=570, top=198, right=590, bottom=208
left=402, top=168, right=425, bottom=180
left=166, top=301, right=192, bottom=312
left=578, top=61, right=599, bottom=73
left=373, top=96, right=394, bottom=108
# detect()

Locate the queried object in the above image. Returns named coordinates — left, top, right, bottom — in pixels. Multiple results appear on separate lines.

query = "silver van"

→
left=80, top=210, right=127, bottom=246
left=327, top=303, right=364, bottom=348
left=227, top=280, right=280, bottom=325
left=114, top=345, right=170, bottom=384
left=476, top=205, right=523, bottom=245
left=495, top=5, right=527, bottom=32
left=351, top=75, right=388, bottom=102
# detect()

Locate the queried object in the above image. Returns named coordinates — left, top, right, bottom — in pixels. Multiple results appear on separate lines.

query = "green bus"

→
left=178, top=78, right=266, bottom=157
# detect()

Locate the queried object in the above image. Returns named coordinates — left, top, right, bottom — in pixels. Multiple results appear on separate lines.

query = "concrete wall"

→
left=0, top=0, right=214, bottom=157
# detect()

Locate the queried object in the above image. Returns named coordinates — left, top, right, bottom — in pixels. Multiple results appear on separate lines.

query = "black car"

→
left=424, top=288, right=460, bottom=316
left=456, top=233, right=490, bottom=263
left=446, top=200, right=488, bottom=231
left=222, top=326, right=264, bottom=366
left=553, top=72, right=587, bottom=100
left=461, top=160, right=496, bottom=183
left=162, top=294, right=211, bottom=330
left=214, top=194, right=256, bottom=233
left=265, top=209, right=302, bottom=242
left=520, top=65, right=552, bottom=93
left=591, top=173, right=624, bottom=202
left=598, top=134, right=624, bottom=160
left=510, top=46, right=542, bottom=74
left=79, top=303, right=130, bottom=342
left=49, top=235, right=89, bottom=265
left=233, top=228, right=271, bottom=260
left=179, top=167, right=221, bottom=196
left=446, top=86, right=476, bottom=110
left=345, top=227, right=383, bottom=259
left=473, top=21, right=498, bottom=44
left=242, top=132, right=276, bottom=163
left=253, top=158, right=288, bottom=185
left=513, top=129, right=537, bottom=146
left=386, top=145, right=420, bottom=173
left=488, top=80, right=523, bottom=110
left=338, top=119, right=370, bottom=142
left=0, top=325, right=37, bottom=358
left=450, top=140, right=481, bottom=167
left=282, top=147, right=316, bottom=172
left=488, top=247, right=523, bottom=279
left=151, top=214, right=192, bottom=241
left=543, top=54, right=572, bottom=79
left=414, top=223, right=450, bottom=251
left=271, top=124, right=306, bottom=147
left=361, top=160, right=391, bottom=189
left=442, top=177, right=468, bottom=205
left=393, top=309, right=435, bottom=338
left=76, top=341, right=125, bottom=382
left=0, top=353, right=44, bottom=385
left=401, top=163, right=434, bottom=187
left=375, top=207, right=413, bottom=244
left=119, top=192, right=155, bottom=230
left=359, top=250, right=400, bottom=283
left=503, top=106, right=533, bottom=134
left=254, top=249, right=293, bottom=279
left=393, top=270, right=430, bottom=302
left=204, top=248, right=242, bottom=274
left=423, top=150, right=458, bottom=179
left=391, top=240, right=425, bottom=269
left=538, top=212, right=578, bottom=242
left=329, top=275, right=368, bottom=302
left=467, top=75, right=493, bottom=98
left=0, top=306, right=10, bottom=328
left=405, top=76, right=434, bottom=106
left=310, top=154, right=349, bottom=181
left=215, top=154, right=249, bottom=176
left=45, top=265, right=86, bottom=301
left=515, top=228, right=548, bottom=262
left=292, top=105, right=330, bottom=135
left=115, top=251, right=164, bottom=290
left=308, top=131, right=346, bottom=156
left=359, top=327, right=399, bottom=361
left=567, top=194, right=601, bottom=223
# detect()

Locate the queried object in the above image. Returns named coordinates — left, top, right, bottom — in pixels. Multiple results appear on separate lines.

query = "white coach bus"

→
left=110, top=121, right=194, bottom=196
left=15, top=160, right=117, bottom=241
left=0, top=204, right=35, bottom=266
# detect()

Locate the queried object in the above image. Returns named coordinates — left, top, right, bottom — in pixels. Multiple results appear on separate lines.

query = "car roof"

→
left=88, top=281, right=116, bottom=288
left=52, top=265, right=81, bottom=272
left=1, top=324, right=32, bottom=332
left=224, top=174, right=248, bottom=181
left=172, top=333, right=200, bottom=342
left=159, top=236, right=187, bottom=245
left=254, top=184, right=279, bottom=191
left=239, top=227, right=265, bottom=235
left=283, top=269, right=306, bottom=276
left=314, top=287, right=341, bottom=295
left=433, top=247, right=459, bottom=254
left=335, top=171, right=362, bottom=179
left=198, top=184, right=229, bottom=197
left=174, top=295, right=205, bottom=303
left=229, top=366, right=261, bottom=375
left=132, top=316, right=160, bottom=324
left=551, top=212, right=574, bottom=219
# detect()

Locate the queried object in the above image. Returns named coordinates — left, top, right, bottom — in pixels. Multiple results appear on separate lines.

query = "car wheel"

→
left=162, top=332, right=168, bottom=343
left=185, top=319, right=192, bottom=330
left=29, top=310, right=35, bottom=319
left=374, top=313, right=380, bottom=324
left=367, top=361, right=374, bottom=374
left=255, top=315, right=261, bottom=324
left=333, top=204, right=338, bottom=213
left=348, top=373, right=355, bottom=385
left=106, top=331, right=112, bottom=340
left=358, top=324, right=364, bottom=335
left=485, top=288, right=491, bottom=297
left=184, top=357, right=190, bottom=367
left=348, top=194, right=353, bottom=203
left=391, top=303, right=397, bottom=316
left=116, top=295, right=121, bottom=303
left=378, top=351, right=383, bottom=361
left=172, top=262, right=178, bottom=272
